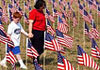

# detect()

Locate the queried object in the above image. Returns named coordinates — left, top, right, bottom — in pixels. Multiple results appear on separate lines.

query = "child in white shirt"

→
left=0, top=12, right=28, bottom=69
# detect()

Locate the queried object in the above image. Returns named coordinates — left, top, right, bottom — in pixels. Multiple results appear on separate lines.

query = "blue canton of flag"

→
left=34, top=59, right=43, bottom=70
left=56, top=29, right=73, bottom=48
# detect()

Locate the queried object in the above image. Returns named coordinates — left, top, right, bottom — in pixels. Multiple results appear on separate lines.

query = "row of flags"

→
left=0, top=0, right=100, bottom=70
left=1, top=18, right=100, bottom=70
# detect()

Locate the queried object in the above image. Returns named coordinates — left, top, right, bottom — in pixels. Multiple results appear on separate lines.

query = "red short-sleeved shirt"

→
left=29, top=9, right=46, bottom=31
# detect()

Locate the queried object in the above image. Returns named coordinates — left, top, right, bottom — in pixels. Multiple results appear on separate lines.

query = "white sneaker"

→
left=0, top=61, right=7, bottom=68
left=20, top=64, right=27, bottom=69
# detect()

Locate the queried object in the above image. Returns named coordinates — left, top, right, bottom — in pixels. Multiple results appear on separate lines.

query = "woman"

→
left=28, top=0, right=46, bottom=64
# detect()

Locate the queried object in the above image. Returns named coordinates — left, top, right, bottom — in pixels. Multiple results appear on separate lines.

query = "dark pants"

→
left=30, top=30, right=44, bottom=63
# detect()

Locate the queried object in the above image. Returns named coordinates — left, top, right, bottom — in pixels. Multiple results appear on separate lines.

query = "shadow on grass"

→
left=40, top=57, right=54, bottom=65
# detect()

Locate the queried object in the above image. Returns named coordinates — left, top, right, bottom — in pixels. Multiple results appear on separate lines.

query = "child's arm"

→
left=21, top=26, right=28, bottom=37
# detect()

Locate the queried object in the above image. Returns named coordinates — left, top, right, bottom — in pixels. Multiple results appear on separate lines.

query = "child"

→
left=0, top=12, right=28, bottom=69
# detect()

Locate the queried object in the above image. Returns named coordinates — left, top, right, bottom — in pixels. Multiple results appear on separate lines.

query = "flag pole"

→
left=77, top=1, right=80, bottom=70
left=0, top=1, right=2, bottom=70
left=26, top=38, right=28, bottom=67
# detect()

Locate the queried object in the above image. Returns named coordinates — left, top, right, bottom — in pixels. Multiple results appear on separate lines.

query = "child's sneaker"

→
left=0, top=61, right=7, bottom=68
left=20, top=64, right=27, bottom=69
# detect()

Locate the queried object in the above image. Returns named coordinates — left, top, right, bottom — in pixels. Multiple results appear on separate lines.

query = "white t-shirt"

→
left=7, top=21, right=28, bottom=46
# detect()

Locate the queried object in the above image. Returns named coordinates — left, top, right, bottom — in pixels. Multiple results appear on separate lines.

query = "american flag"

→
left=91, top=22, right=100, bottom=39
left=79, top=3, right=84, bottom=15
left=84, top=22, right=89, bottom=35
left=84, top=22, right=93, bottom=39
left=91, top=39, right=100, bottom=58
left=34, top=59, right=43, bottom=70
left=72, top=11, right=78, bottom=27
left=52, top=0, right=58, bottom=8
left=77, top=45, right=100, bottom=70
left=8, top=4, right=16, bottom=14
left=2, top=5, right=8, bottom=24
left=6, top=45, right=17, bottom=65
left=8, top=4, right=13, bottom=21
left=88, top=0, right=97, bottom=11
left=58, top=52, right=75, bottom=70
left=24, top=2, right=31, bottom=12
left=59, top=5, right=67, bottom=18
left=82, top=10, right=91, bottom=24
left=45, top=8, right=55, bottom=23
left=6, top=51, right=17, bottom=65
left=97, top=6, right=100, bottom=17
left=0, top=11, right=2, bottom=19
left=56, top=29, right=73, bottom=49
left=52, top=5, right=59, bottom=17
left=46, top=19, right=55, bottom=36
left=27, top=39, right=39, bottom=58
left=61, top=13, right=69, bottom=27
left=57, top=16, right=68, bottom=34
left=17, top=6, right=23, bottom=15
left=59, top=0, right=66, bottom=6
left=44, top=32, right=65, bottom=53
left=24, top=2, right=29, bottom=10
left=67, top=2, right=73, bottom=17
left=0, top=21, right=14, bottom=47
left=88, top=10, right=93, bottom=22
left=2, top=0, right=6, bottom=7
left=0, top=7, right=3, bottom=13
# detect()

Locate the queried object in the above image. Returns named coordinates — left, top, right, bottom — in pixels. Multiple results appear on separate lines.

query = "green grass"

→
left=0, top=0, right=100, bottom=70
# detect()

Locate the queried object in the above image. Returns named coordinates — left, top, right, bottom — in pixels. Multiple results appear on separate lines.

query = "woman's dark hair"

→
left=34, top=0, right=46, bottom=9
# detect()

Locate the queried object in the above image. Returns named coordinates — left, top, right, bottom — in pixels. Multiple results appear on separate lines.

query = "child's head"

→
left=13, top=12, right=22, bottom=23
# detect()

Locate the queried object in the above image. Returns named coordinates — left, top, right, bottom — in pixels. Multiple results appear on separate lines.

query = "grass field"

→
left=0, top=0, right=100, bottom=70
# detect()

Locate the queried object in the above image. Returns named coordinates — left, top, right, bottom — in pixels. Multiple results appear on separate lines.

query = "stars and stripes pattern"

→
left=84, top=22, right=93, bottom=39
left=44, top=32, right=65, bottom=53
left=6, top=45, right=17, bottom=65
left=27, top=39, right=39, bottom=58
left=0, top=21, right=14, bottom=47
left=82, top=10, right=91, bottom=24
left=6, top=51, right=17, bottom=65
left=72, top=11, right=78, bottom=27
left=91, top=22, right=100, bottom=39
left=56, top=29, right=73, bottom=48
left=46, top=19, right=55, bottom=36
left=91, top=39, right=100, bottom=58
left=57, top=16, right=68, bottom=33
left=46, top=8, right=55, bottom=23
left=77, top=45, right=100, bottom=70
left=58, top=52, right=75, bottom=70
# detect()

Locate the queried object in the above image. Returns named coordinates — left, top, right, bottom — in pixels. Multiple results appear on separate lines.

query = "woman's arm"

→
left=28, top=20, right=34, bottom=38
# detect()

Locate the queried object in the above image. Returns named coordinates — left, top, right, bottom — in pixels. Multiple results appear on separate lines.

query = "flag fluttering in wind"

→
left=44, top=32, right=65, bottom=54
left=56, top=29, right=73, bottom=48
left=0, top=21, right=14, bottom=47
left=91, top=39, right=100, bottom=58
left=27, top=39, right=39, bottom=58
left=58, top=52, right=75, bottom=70
left=77, top=45, right=99, bottom=70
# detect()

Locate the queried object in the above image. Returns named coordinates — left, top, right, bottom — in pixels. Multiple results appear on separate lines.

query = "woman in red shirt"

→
left=28, top=0, right=46, bottom=64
